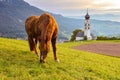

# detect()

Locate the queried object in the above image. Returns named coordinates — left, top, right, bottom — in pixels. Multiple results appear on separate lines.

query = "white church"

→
left=76, top=10, right=95, bottom=41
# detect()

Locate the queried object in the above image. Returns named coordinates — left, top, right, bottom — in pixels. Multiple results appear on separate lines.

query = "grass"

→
left=0, top=38, right=120, bottom=80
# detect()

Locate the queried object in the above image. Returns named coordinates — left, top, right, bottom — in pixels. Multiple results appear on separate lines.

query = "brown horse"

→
left=25, top=13, right=59, bottom=63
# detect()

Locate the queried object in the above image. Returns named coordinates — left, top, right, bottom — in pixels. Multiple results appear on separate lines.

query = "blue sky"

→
left=24, top=0, right=120, bottom=17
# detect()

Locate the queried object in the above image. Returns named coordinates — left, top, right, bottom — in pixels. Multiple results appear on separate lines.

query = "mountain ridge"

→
left=0, top=0, right=120, bottom=39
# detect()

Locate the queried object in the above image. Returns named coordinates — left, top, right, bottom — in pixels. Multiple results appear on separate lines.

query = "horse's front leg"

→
left=52, top=38, right=59, bottom=62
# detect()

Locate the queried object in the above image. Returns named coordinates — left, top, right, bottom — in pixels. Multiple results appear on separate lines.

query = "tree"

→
left=70, top=29, right=83, bottom=41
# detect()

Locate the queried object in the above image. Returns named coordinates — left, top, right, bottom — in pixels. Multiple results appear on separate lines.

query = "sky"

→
left=24, top=0, right=120, bottom=17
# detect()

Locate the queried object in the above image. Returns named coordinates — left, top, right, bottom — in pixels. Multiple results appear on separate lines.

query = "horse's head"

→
left=39, top=40, right=50, bottom=63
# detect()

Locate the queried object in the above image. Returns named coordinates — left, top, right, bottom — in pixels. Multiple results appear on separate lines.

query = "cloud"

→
left=24, top=0, right=113, bottom=9
left=24, top=0, right=120, bottom=16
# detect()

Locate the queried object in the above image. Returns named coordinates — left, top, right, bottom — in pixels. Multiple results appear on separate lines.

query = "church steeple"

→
left=84, top=9, right=92, bottom=40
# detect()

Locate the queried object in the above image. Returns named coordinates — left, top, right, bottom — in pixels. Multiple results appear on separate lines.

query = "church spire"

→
left=84, top=9, right=92, bottom=40
left=87, top=8, right=88, bottom=14
left=85, top=9, right=90, bottom=20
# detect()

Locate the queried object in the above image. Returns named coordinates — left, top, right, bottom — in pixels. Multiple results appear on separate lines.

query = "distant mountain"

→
left=90, top=19, right=120, bottom=36
left=0, top=0, right=120, bottom=39
left=0, top=0, right=44, bottom=38
left=91, top=14, right=120, bottom=22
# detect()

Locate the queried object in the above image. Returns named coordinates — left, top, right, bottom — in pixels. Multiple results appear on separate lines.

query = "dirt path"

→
left=73, top=42, right=120, bottom=57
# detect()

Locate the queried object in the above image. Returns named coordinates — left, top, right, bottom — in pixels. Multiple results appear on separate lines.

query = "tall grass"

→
left=0, top=38, right=120, bottom=80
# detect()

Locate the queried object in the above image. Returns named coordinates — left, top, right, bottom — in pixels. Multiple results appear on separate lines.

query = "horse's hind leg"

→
left=34, top=38, right=39, bottom=57
left=52, top=37, right=59, bottom=62
left=28, top=36, right=39, bottom=57
left=28, top=36, right=34, bottom=51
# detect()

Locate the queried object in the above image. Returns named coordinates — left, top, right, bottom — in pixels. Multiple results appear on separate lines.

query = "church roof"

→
left=76, top=32, right=96, bottom=38
left=85, top=9, right=90, bottom=19
left=76, top=31, right=84, bottom=37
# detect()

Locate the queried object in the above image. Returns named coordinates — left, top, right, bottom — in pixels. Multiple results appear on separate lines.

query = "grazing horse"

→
left=25, top=13, right=59, bottom=63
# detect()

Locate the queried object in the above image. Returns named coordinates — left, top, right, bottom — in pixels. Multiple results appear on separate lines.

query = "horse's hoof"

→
left=55, top=59, right=60, bottom=63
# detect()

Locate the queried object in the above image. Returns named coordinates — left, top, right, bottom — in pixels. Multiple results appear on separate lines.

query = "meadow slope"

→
left=0, top=38, right=120, bottom=80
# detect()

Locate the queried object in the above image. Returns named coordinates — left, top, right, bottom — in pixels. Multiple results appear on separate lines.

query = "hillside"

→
left=0, top=0, right=44, bottom=38
left=0, top=0, right=120, bottom=39
left=0, top=38, right=120, bottom=79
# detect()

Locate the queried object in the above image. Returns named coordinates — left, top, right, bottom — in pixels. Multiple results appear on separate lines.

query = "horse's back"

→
left=39, top=13, right=58, bottom=40
left=25, top=15, right=40, bottom=36
left=25, top=13, right=58, bottom=40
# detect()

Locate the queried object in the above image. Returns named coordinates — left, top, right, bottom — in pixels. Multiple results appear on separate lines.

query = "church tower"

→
left=84, top=9, right=92, bottom=40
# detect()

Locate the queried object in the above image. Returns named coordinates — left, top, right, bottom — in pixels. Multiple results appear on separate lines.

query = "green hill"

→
left=0, top=38, right=120, bottom=80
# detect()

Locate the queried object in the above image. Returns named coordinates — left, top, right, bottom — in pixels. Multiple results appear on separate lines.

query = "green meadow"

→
left=0, top=38, right=120, bottom=80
